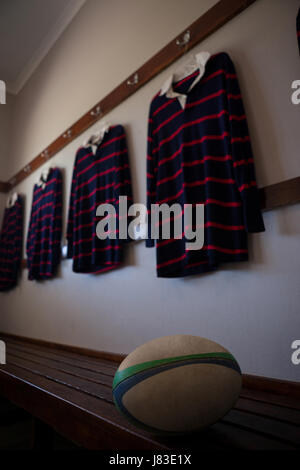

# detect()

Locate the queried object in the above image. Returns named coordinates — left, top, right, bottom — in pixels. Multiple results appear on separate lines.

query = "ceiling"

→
left=0, top=0, right=86, bottom=94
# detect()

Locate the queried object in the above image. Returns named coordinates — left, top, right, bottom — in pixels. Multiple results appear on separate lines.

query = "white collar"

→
left=37, top=167, right=52, bottom=189
left=83, top=122, right=110, bottom=151
left=160, top=52, right=211, bottom=108
left=6, top=192, right=18, bottom=208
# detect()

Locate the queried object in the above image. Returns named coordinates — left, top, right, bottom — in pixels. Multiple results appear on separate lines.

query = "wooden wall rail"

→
left=0, top=181, right=10, bottom=193
left=0, top=331, right=125, bottom=364
left=259, top=176, right=300, bottom=212
left=0, top=0, right=256, bottom=191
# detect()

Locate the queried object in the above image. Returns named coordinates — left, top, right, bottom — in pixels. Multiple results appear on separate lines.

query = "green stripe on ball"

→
left=113, top=351, right=239, bottom=389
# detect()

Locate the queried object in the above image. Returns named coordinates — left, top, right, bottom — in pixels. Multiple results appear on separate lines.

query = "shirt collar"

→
left=36, top=167, right=52, bottom=189
left=160, top=52, right=211, bottom=108
left=84, top=122, right=110, bottom=150
left=6, top=192, right=18, bottom=208
left=160, top=75, right=174, bottom=96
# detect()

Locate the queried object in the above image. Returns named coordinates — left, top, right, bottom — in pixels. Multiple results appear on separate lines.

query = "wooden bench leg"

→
left=31, top=418, right=54, bottom=450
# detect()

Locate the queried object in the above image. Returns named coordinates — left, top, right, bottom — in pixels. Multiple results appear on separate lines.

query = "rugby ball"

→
left=113, top=335, right=241, bottom=434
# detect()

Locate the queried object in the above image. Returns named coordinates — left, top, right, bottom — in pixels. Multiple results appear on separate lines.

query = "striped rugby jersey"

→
left=26, top=167, right=62, bottom=280
left=67, top=125, right=133, bottom=274
left=0, top=195, right=23, bottom=291
left=146, top=52, right=265, bottom=278
left=297, top=7, right=300, bottom=54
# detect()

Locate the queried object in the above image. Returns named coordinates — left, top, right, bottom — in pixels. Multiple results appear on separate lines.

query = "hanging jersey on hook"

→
left=146, top=52, right=265, bottom=278
left=0, top=194, right=23, bottom=291
left=26, top=167, right=62, bottom=280
left=297, top=7, right=300, bottom=54
left=67, top=124, right=133, bottom=274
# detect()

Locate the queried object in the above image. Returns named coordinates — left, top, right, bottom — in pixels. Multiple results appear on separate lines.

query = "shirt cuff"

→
left=242, top=189, right=265, bottom=233
left=67, top=241, right=73, bottom=258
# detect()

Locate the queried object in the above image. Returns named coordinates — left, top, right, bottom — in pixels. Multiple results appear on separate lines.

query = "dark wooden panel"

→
left=0, top=419, right=32, bottom=450
left=208, top=421, right=295, bottom=450
left=6, top=353, right=114, bottom=403
left=6, top=349, right=114, bottom=387
left=2, top=332, right=124, bottom=363
left=259, top=177, right=300, bottom=212
left=0, top=396, right=30, bottom=426
left=6, top=342, right=117, bottom=376
left=223, top=409, right=300, bottom=447
left=240, top=388, right=300, bottom=411
left=0, top=181, right=10, bottom=193
left=235, top=397, right=300, bottom=426
left=31, top=418, right=54, bottom=450
left=243, top=373, right=300, bottom=399
left=154, top=420, right=294, bottom=451
left=162, top=417, right=297, bottom=450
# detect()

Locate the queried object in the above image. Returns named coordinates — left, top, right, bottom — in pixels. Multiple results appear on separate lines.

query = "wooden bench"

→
left=0, top=333, right=299, bottom=450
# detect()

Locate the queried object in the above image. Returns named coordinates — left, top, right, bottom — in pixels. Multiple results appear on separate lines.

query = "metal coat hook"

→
left=41, top=149, right=49, bottom=160
left=24, top=164, right=31, bottom=174
left=63, top=129, right=72, bottom=139
left=90, top=105, right=101, bottom=117
left=127, top=73, right=139, bottom=86
left=176, top=30, right=190, bottom=48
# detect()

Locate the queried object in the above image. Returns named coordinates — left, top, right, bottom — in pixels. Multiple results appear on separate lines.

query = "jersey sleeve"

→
left=146, top=104, right=158, bottom=247
left=113, top=126, right=133, bottom=202
left=14, top=197, right=23, bottom=275
left=297, top=7, right=300, bottom=55
left=225, top=55, right=265, bottom=233
left=0, top=198, right=23, bottom=290
left=67, top=155, right=78, bottom=259
left=26, top=187, right=37, bottom=265
left=50, top=169, right=62, bottom=265
left=113, top=126, right=133, bottom=242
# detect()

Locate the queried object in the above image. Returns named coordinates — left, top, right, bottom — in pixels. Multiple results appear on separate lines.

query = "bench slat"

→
left=6, top=353, right=114, bottom=403
left=6, top=340, right=117, bottom=376
left=4, top=335, right=122, bottom=364
left=235, top=397, right=300, bottom=426
left=223, top=409, right=300, bottom=447
left=240, top=388, right=300, bottom=411
left=7, top=349, right=114, bottom=387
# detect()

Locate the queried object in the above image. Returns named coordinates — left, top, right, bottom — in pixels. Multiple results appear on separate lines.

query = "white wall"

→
left=0, top=90, right=14, bottom=231
left=0, top=194, right=5, bottom=223
left=0, top=91, right=14, bottom=181
left=0, top=0, right=299, bottom=381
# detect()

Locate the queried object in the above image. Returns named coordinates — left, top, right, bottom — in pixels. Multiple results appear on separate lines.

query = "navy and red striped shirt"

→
left=0, top=195, right=23, bottom=291
left=67, top=125, right=133, bottom=273
left=146, top=52, right=265, bottom=277
left=297, top=7, right=300, bottom=54
left=26, top=167, right=62, bottom=280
